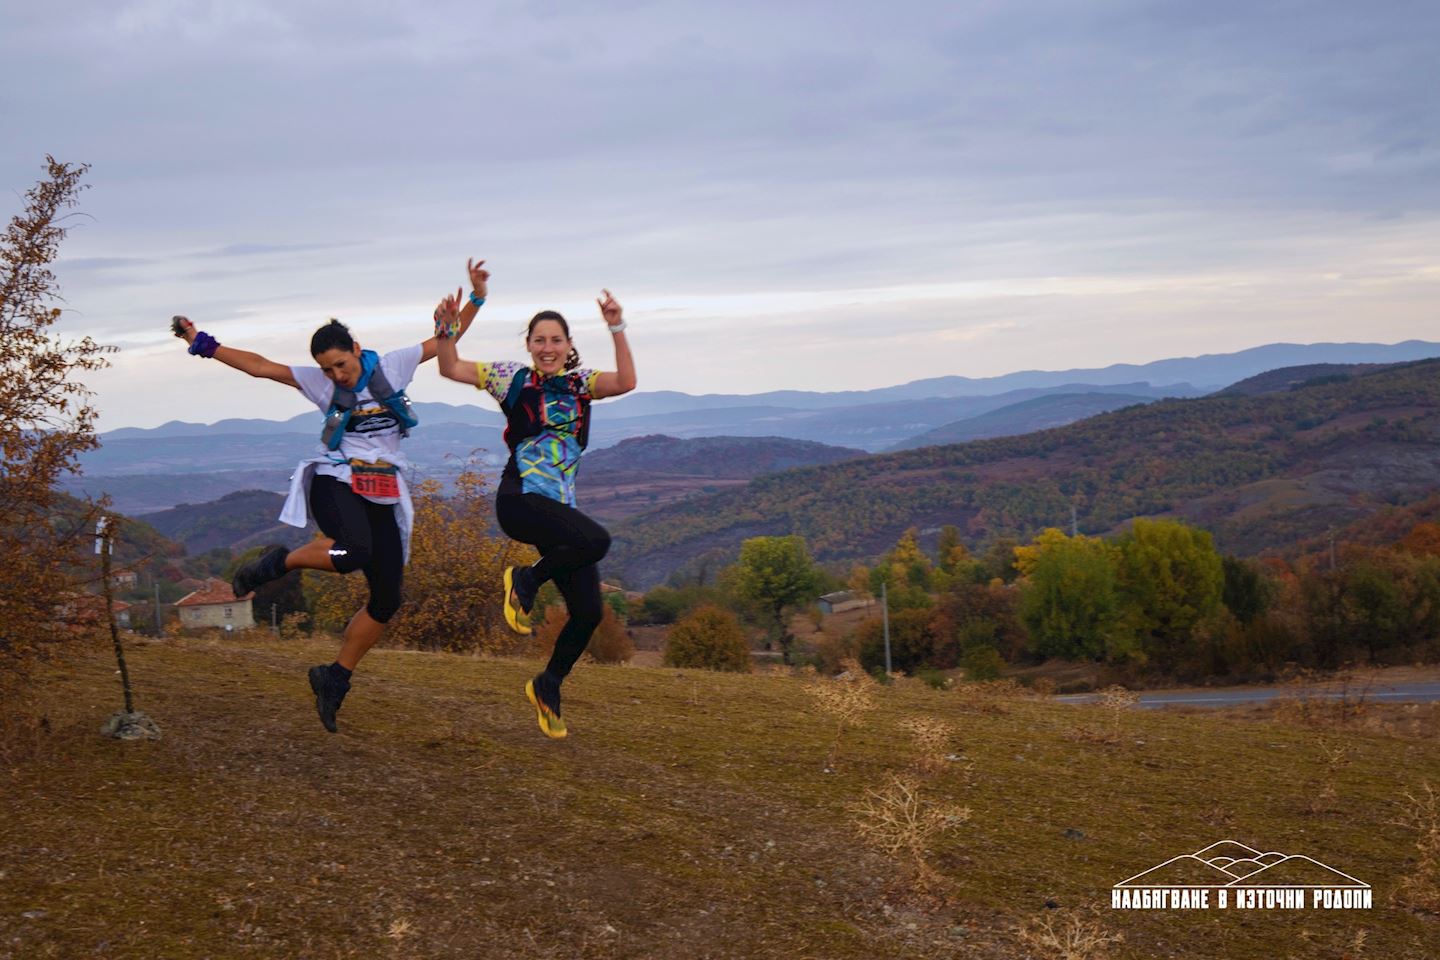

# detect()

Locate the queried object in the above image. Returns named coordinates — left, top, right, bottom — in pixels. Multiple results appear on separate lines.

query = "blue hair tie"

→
left=188, top=331, right=220, bottom=358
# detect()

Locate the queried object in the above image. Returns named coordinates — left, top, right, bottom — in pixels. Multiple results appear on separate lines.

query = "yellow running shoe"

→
left=503, top=566, right=533, bottom=635
left=525, top=677, right=568, bottom=739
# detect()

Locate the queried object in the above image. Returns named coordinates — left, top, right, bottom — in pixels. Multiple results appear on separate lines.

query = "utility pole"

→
left=1070, top=501, right=1079, bottom=538
left=881, top=580, right=892, bottom=677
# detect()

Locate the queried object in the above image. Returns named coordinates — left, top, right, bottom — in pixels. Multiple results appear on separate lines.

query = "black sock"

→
left=328, top=662, right=352, bottom=685
left=263, top=546, right=290, bottom=580
left=513, top=566, right=540, bottom=611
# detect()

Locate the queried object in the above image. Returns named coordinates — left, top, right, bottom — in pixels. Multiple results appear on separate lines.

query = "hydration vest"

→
left=319, top=351, right=419, bottom=450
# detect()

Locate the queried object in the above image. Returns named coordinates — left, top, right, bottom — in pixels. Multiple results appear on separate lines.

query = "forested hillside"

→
left=608, top=359, right=1440, bottom=588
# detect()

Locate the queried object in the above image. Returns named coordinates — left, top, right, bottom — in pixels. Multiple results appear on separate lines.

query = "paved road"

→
left=1055, top=681, right=1440, bottom=709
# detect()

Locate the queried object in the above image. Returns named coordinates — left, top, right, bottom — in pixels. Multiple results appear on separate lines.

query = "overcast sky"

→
left=4, top=0, right=1438, bottom=429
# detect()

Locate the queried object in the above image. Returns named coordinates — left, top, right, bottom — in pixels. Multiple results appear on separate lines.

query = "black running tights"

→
left=495, top=493, right=611, bottom=680
left=309, top=474, right=404, bottom=623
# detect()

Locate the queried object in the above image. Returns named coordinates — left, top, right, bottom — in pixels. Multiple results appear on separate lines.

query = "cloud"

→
left=3, top=0, right=1437, bottom=429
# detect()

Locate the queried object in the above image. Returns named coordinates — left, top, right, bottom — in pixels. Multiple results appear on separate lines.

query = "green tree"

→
left=856, top=608, right=939, bottom=675
left=1015, top=528, right=1132, bottom=661
left=1116, top=518, right=1224, bottom=669
left=730, top=535, right=818, bottom=664
left=664, top=604, right=751, bottom=672
left=1221, top=555, right=1271, bottom=625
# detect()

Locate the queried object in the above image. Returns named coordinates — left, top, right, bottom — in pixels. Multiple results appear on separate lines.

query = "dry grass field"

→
left=2, top=635, right=1438, bottom=959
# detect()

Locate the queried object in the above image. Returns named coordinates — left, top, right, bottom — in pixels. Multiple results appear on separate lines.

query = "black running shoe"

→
left=308, top=664, right=350, bottom=734
left=232, top=544, right=289, bottom=599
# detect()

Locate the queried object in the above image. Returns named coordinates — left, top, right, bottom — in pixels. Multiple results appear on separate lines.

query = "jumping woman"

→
left=171, top=259, right=490, bottom=733
left=431, top=287, right=636, bottom=738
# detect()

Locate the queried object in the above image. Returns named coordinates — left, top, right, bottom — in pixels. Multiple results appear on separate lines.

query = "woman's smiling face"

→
left=527, top=320, right=570, bottom=375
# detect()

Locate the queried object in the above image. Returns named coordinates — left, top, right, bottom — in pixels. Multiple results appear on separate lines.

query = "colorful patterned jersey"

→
left=475, top=361, right=600, bottom=505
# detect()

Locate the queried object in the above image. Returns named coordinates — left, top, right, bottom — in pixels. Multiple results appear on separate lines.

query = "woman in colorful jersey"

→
left=171, top=259, right=490, bottom=733
left=433, top=288, right=636, bottom=738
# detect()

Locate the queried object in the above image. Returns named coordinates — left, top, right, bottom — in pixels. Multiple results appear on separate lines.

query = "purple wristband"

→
left=188, top=331, right=220, bottom=359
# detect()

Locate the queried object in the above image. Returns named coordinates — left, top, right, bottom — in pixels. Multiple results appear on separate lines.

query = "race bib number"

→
left=349, top=461, right=400, bottom=502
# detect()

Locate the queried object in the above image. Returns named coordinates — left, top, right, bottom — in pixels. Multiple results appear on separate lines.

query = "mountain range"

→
left=602, top=357, right=1440, bottom=588
left=64, top=340, right=1440, bottom=516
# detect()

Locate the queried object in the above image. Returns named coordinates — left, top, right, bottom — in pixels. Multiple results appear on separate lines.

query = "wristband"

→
left=434, top=312, right=461, bottom=340
left=468, top=292, right=486, bottom=308
left=607, top=320, right=627, bottom=334
left=188, top=331, right=220, bottom=358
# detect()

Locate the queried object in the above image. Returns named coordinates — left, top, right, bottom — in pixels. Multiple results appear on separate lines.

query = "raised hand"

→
left=171, top=315, right=196, bottom=345
left=467, top=258, right=490, bottom=300
left=434, top=287, right=463, bottom=339
left=597, top=289, right=623, bottom=328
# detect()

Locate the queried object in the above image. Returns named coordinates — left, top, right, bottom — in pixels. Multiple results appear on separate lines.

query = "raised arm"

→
left=432, top=288, right=482, bottom=386
left=420, top=257, right=489, bottom=363
left=171, top=316, right=299, bottom=388
left=591, top=289, right=636, bottom=399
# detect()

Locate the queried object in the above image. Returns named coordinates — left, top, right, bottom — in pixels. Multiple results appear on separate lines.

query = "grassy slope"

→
left=3, top=639, right=1438, bottom=959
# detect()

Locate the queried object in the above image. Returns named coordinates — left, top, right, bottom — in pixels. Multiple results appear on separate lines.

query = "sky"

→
left=3, top=0, right=1439, bottom=430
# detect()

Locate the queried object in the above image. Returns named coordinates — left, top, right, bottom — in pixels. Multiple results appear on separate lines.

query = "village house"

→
left=174, top=578, right=254, bottom=632
left=817, top=590, right=875, bottom=615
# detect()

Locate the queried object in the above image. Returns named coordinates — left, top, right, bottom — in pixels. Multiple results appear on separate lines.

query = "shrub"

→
left=532, top=603, right=633, bottom=664
left=960, top=644, right=1005, bottom=681
left=663, top=604, right=751, bottom=672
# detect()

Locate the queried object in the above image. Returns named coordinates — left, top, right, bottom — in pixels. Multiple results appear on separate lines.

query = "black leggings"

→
left=309, top=474, right=404, bottom=623
left=495, top=493, right=611, bottom=680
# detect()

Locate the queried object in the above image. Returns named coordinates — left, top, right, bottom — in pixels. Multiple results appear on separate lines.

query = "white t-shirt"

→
left=290, top=344, right=423, bottom=476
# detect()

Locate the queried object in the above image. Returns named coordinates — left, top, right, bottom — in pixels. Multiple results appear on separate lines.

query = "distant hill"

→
left=78, top=341, right=1440, bottom=515
left=605, top=358, right=1440, bottom=589
left=578, top=435, right=866, bottom=523
left=141, top=490, right=312, bottom=554
left=888, top=393, right=1156, bottom=451
left=1213, top=363, right=1395, bottom=398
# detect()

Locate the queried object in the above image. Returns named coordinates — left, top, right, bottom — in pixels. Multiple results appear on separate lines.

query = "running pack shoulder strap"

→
left=320, top=353, right=419, bottom=450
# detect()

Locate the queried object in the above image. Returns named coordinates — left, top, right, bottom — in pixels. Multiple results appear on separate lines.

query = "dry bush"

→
left=531, top=602, right=633, bottom=665
left=1393, top=781, right=1440, bottom=913
left=808, top=628, right=860, bottom=675
left=1016, top=911, right=1123, bottom=960
left=663, top=604, right=751, bottom=672
left=849, top=773, right=970, bottom=894
left=1030, top=676, right=1057, bottom=697
left=1272, top=666, right=1371, bottom=729
left=1065, top=685, right=1139, bottom=746
left=806, top=657, right=878, bottom=769
left=308, top=469, right=534, bottom=653
left=1305, top=734, right=1351, bottom=815
left=952, top=678, right=1025, bottom=715
left=896, top=716, right=970, bottom=779
left=279, top=611, right=310, bottom=641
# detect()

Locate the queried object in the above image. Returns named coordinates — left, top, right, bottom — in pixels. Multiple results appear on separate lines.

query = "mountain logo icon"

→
left=1112, top=840, right=1372, bottom=911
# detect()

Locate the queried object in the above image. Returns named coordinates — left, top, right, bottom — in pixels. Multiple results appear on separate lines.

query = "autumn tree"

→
left=1115, top=518, right=1224, bottom=668
left=308, top=467, right=533, bottom=652
left=1015, top=528, right=1133, bottom=662
left=0, top=157, right=112, bottom=671
left=664, top=604, right=751, bottom=672
left=729, top=535, right=818, bottom=664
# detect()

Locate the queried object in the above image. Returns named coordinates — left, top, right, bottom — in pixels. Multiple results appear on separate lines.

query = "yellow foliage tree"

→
left=307, top=467, right=535, bottom=653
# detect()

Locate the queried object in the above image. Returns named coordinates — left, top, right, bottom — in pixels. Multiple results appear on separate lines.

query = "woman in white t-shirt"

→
left=170, top=260, right=489, bottom=733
